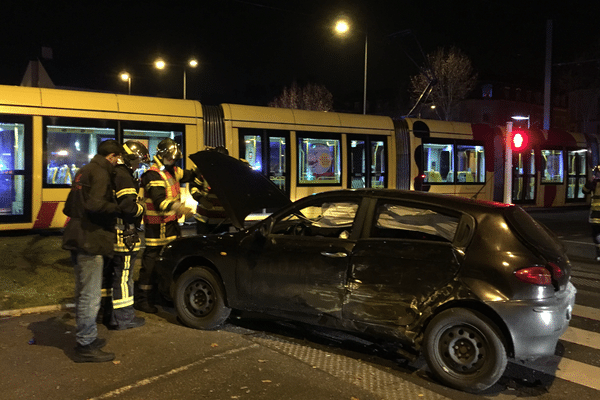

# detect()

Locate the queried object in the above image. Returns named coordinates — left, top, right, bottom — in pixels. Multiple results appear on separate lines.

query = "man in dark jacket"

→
left=102, top=141, right=149, bottom=330
left=62, top=139, right=123, bottom=363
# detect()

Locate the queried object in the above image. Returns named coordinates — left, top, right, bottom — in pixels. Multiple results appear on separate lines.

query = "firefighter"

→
left=135, top=138, right=194, bottom=313
left=102, top=140, right=149, bottom=329
left=583, top=165, right=600, bottom=261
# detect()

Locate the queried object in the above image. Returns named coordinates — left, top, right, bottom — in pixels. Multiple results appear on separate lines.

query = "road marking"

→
left=88, top=344, right=259, bottom=399
left=573, top=304, right=600, bottom=321
left=561, top=326, right=600, bottom=351
left=572, top=271, right=600, bottom=280
left=526, top=356, right=600, bottom=391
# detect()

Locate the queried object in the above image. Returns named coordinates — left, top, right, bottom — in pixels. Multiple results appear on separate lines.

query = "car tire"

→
left=174, top=267, right=231, bottom=330
left=423, top=308, right=507, bottom=393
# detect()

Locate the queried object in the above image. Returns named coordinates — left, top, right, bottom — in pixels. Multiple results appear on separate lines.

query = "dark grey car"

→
left=155, top=151, right=576, bottom=393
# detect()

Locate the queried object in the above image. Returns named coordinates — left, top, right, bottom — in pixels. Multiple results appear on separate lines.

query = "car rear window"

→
left=504, top=206, right=563, bottom=255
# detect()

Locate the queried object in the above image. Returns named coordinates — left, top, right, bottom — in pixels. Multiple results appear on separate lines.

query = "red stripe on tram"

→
left=33, top=202, right=59, bottom=229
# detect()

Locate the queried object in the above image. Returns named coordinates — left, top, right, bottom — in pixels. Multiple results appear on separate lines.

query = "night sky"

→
left=2, top=0, right=598, bottom=112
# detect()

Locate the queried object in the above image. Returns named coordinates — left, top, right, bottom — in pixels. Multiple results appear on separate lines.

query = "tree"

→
left=410, top=46, right=477, bottom=121
left=268, top=81, right=333, bottom=111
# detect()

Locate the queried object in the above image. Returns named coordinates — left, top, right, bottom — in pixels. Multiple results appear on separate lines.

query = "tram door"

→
left=512, top=150, right=536, bottom=203
left=348, top=135, right=387, bottom=189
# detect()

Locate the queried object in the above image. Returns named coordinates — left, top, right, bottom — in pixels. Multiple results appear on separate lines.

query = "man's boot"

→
left=74, top=341, right=115, bottom=363
left=134, top=289, right=158, bottom=314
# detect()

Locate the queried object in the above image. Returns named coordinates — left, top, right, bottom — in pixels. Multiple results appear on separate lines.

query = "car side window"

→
left=372, top=203, right=459, bottom=242
left=271, top=201, right=358, bottom=238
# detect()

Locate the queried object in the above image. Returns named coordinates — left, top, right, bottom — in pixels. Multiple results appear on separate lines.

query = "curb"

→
left=0, top=303, right=75, bottom=318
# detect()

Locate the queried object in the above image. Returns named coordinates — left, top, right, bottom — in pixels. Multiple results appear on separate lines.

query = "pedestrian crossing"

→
left=518, top=305, right=600, bottom=392
left=505, top=278, right=600, bottom=396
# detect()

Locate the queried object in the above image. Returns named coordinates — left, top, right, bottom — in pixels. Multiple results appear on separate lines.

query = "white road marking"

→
left=573, top=304, right=600, bottom=321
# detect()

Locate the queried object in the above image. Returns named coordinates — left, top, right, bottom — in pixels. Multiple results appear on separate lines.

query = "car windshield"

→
left=505, top=206, right=563, bottom=256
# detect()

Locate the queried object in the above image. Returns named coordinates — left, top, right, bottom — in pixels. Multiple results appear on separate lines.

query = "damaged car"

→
left=155, top=150, right=576, bottom=393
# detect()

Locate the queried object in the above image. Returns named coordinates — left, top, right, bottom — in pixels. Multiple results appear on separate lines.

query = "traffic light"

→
left=510, top=129, right=529, bottom=152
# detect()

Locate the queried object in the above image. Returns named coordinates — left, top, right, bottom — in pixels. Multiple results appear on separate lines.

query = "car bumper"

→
left=487, top=282, right=576, bottom=360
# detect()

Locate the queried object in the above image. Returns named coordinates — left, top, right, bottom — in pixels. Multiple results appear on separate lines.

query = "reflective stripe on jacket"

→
left=143, top=165, right=182, bottom=225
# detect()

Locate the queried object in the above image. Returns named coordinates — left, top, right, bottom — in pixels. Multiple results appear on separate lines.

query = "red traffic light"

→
left=511, top=130, right=529, bottom=152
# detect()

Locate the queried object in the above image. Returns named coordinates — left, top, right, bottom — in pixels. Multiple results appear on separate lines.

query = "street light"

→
left=511, top=115, right=531, bottom=128
left=120, top=71, right=131, bottom=95
left=153, top=57, right=198, bottom=99
left=334, top=17, right=368, bottom=115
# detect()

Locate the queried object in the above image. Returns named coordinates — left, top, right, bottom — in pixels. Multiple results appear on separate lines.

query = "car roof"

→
left=308, top=189, right=513, bottom=217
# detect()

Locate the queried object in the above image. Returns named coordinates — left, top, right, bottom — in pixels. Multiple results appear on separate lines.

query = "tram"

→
left=0, top=84, right=591, bottom=231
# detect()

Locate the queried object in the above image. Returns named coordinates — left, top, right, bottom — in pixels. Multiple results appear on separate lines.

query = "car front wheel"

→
left=174, top=266, right=231, bottom=330
left=423, top=308, right=507, bottom=393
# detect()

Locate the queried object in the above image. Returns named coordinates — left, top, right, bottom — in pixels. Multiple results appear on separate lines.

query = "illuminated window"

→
left=423, top=141, right=485, bottom=184
left=348, top=136, right=387, bottom=188
left=456, top=144, right=485, bottom=183
left=541, top=149, right=564, bottom=184
left=298, top=135, right=341, bottom=185
left=0, top=120, right=28, bottom=218
left=423, top=143, right=454, bottom=183
left=45, top=124, right=116, bottom=186
left=124, top=128, right=184, bottom=179
left=239, top=128, right=288, bottom=193
left=567, top=149, right=587, bottom=200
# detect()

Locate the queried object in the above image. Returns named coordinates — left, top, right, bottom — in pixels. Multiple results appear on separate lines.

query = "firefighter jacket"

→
left=141, top=156, right=194, bottom=246
left=113, top=164, right=144, bottom=253
left=583, top=179, right=600, bottom=224
left=62, top=154, right=120, bottom=256
left=189, top=172, right=227, bottom=224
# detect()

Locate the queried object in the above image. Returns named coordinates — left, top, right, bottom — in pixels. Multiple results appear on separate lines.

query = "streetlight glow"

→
left=154, top=57, right=198, bottom=99
left=154, top=58, right=166, bottom=70
left=120, top=71, right=131, bottom=95
left=334, top=19, right=350, bottom=35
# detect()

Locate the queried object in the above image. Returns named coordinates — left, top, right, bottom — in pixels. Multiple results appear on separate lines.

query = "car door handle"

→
left=320, top=251, right=348, bottom=258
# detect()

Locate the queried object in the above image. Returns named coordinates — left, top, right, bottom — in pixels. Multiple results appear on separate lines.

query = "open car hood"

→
left=189, top=151, right=291, bottom=229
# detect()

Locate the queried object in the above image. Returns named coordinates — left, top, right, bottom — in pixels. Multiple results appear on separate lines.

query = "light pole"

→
left=154, top=57, right=198, bottom=99
left=334, top=18, right=367, bottom=115
left=120, top=71, right=131, bottom=95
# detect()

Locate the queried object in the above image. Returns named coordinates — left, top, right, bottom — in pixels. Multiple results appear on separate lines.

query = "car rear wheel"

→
left=174, top=267, right=231, bottom=330
left=423, top=308, right=507, bottom=393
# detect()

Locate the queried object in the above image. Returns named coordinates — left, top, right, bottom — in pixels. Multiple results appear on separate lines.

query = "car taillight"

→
left=514, top=267, right=552, bottom=285
left=548, top=262, right=564, bottom=280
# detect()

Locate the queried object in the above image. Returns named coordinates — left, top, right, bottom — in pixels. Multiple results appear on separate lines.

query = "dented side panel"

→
left=344, top=239, right=459, bottom=326
left=246, top=234, right=355, bottom=318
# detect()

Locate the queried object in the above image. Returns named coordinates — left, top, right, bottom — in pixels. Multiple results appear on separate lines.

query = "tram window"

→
left=240, top=129, right=289, bottom=193
left=541, top=149, right=564, bottom=184
left=567, top=149, right=587, bottom=199
left=423, top=143, right=454, bottom=183
left=124, top=128, right=184, bottom=179
left=298, top=135, right=341, bottom=185
left=371, top=140, right=386, bottom=188
left=0, top=121, right=26, bottom=217
left=348, top=137, right=387, bottom=189
left=457, top=144, right=485, bottom=183
left=45, top=125, right=116, bottom=186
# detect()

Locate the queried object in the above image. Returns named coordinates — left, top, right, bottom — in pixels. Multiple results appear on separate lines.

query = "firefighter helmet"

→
left=156, top=138, right=182, bottom=162
left=122, top=140, right=150, bottom=168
